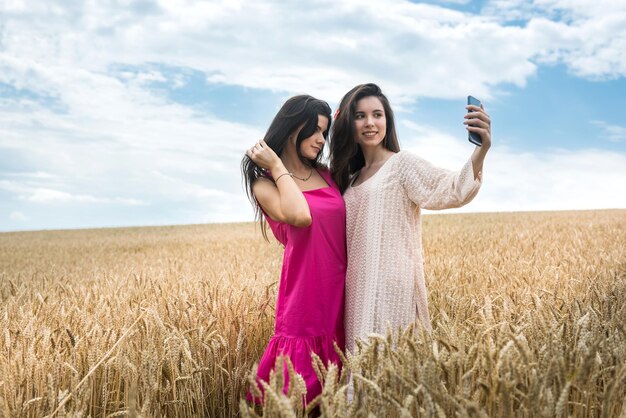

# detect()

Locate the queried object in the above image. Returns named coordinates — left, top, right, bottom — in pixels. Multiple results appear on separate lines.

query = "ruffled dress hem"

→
left=247, top=334, right=344, bottom=405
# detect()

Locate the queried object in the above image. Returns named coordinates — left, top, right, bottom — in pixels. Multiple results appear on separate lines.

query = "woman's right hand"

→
left=247, top=139, right=312, bottom=227
left=246, top=139, right=282, bottom=171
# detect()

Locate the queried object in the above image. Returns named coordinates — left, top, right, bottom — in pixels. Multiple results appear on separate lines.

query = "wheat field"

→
left=1, top=210, right=625, bottom=417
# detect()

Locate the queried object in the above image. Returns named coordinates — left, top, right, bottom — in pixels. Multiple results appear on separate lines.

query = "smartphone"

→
left=467, top=95, right=482, bottom=146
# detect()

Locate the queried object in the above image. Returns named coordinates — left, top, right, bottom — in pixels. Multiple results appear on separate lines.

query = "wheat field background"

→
left=1, top=210, right=625, bottom=417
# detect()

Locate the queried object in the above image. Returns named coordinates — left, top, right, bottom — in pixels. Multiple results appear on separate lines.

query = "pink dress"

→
left=250, top=168, right=346, bottom=405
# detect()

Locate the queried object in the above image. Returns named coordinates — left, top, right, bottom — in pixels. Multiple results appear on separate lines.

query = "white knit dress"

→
left=343, top=150, right=482, bottom=353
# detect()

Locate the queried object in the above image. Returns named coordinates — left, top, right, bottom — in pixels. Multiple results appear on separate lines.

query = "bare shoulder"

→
left=252, top=177, right=277, bottom=198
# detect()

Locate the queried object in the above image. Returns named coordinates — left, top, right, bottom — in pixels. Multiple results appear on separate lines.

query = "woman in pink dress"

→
left=241, top=95, right=346, bottom=405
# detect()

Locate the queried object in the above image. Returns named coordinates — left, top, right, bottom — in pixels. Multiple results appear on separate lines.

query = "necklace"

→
left=291, top=167, right=313, bottom=181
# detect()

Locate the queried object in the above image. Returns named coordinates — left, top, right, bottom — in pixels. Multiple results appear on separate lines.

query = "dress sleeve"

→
left=396, top=151, right=482, bottom=210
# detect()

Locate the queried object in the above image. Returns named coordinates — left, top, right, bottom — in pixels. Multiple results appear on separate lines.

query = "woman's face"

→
left=353, top=96, right=387, bottom=149
left=298, top=114, right=329, bottom=160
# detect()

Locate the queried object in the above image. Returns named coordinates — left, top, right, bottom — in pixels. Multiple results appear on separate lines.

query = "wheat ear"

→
left=47, top=310, right=146, bottom=417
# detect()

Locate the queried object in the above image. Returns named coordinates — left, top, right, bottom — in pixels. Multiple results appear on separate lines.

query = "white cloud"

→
left=484, top=0, right=626, bottom=22
left=1, top=0, right=624, bottom=104
left=0, top=48, right=262, bottom=225
left=483, top=0, right=626, bottom=79
left=0, top=181, right=147, bottom=205
left=26, top=189, right=147, bottom=205
left=591, top=120, right=626, bottom=143
left=2, top=171, right=57, bottom=179
left=150, top=170, right=245, bottom=200
left=9, top=211, right=27, bottom=221
left=435, top=0, right=472, bottom=4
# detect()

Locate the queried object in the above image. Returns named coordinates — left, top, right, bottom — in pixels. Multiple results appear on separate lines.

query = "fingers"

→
left=463, top=117, right=490, bottom=130
left=247, top=139, right=273, bottom=166
left=466, top=125, right=489, bottom=135
left=464, top=107, right=491, bottom=132
left=465, top=106, right=490, bottom=124
left=465, top=104, right=485, bottom=113
left=246, top=144, right=259, bottom=161
left=248, top=139, right=264, bottom=154
left=466, top=125, right=491, bottom=143
left=466, top=111, right=490, bottom=121
left=464, top=104, right=491, bottom=145
left=465, top=107, right=490, bottom=120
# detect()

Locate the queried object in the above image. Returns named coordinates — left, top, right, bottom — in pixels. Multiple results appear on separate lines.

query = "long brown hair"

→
left=241, top=95, right=332, bottom=240
left=329, top=83, right=400, bottom=193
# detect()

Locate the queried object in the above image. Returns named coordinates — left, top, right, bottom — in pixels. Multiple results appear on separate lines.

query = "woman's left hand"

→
left=464, top=104, right=491, bottom=149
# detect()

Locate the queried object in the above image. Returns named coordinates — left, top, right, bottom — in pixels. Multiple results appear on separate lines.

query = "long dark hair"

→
left=329, top=83, right=400, bottom=193
left=241, top=95, right=332, bottom=239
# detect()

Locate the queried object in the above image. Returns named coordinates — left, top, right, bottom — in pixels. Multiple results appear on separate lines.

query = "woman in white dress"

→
left=329, top=83, right=491, bottom=355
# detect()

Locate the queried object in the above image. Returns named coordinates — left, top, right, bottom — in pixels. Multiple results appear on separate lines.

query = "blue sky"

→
left=1, top=0, right=625, bottom=232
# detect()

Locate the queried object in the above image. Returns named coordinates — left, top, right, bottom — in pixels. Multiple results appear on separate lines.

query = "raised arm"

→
left=398, top=100, right=491, bottom=209
left=398, top=151, right=482, bottom=211
left=247, top=140, right=312, bottom=227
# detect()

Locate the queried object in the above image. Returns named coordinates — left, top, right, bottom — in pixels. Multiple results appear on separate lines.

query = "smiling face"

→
left=298, top=114, right=329, bottom=159
left=353, top=96, right=387, bottom=149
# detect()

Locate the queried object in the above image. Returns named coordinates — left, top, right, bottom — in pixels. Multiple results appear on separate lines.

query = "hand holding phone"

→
left=467, top=95, right=482, bottom=146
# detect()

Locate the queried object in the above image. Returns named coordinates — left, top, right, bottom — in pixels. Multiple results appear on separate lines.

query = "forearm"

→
left=400, top=151, right=479, bottom=210
left=269, top=164, right=312, bottom=226
left=470, top=144, right=490, bottom=180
